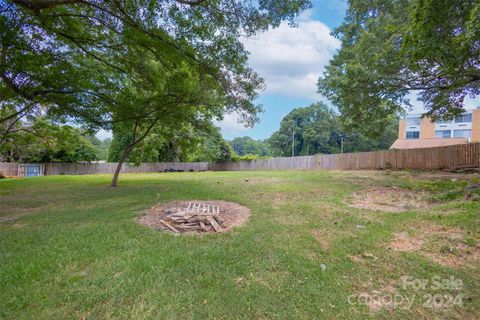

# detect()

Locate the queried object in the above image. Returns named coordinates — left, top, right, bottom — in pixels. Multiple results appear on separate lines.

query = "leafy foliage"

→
left=189, top=128, right=235, bottom=163
left=318, top=0, right=480, bottom=136
left=108, top=123, right=234, bottom=164
left=0, top=118, right=98, bottom=162
left=269, top=103, right=339, bottom=156
left=86, top=137, right=111, bottom=161
left=229, top=136, right=271, bottom=157
left=268, top=102, right=398, bottom=156
left=232, top=154, right=272, bottom=161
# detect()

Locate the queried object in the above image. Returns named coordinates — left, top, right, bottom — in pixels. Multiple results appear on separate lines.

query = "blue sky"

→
left=217, top=0, right=479, bottom=140
left=217, top=0, right=347, bottom=140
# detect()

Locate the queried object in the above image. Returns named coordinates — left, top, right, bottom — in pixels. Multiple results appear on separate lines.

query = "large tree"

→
left=269, top=102, right=340, bottom=156
left=318, top=0, right=479, bottom=136
left=229, top=136, right=271, bottom=156
left=108, top=123, right=234, bottom=164
left=268, top=102, right=398, bottom=156
left=0, top=117, right=98, bottom=162
left=1, top=0, right=311, bottom=186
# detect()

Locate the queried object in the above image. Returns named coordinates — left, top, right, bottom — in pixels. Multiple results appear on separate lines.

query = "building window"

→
left=454, top=113, right=472, bottom=123
left=453, top=129, right=471, bottom=138
left=406, top=131, right=419, bottom=139
left=435, top=118, right=452, bottom=124
left=435, top=130, right=451, bottom=138
left=406, top=117, right=420, bottom=126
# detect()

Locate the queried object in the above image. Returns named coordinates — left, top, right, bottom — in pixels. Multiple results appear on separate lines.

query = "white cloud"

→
left=215, top=112, right=249, bottom=135
left=217, top=15, right=340, bottom=136
left=241, top=17, right=340, bottom=100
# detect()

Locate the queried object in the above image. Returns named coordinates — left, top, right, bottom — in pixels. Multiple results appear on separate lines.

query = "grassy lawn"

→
left=1, top=170, right=479, bottom=319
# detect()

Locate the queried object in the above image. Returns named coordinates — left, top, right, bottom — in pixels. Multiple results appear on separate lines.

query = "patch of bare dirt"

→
left=348, top=255, right=365, bottom=264
left=254, top=189, right=327, bottom=201
left=240, top=177, right=286, bottom=185
left=390, top=232, right=424, bottom=251
left=389, top=224, right=480, bottom=268
left=138, top=200, right=250, bottom=234
left=411, top=171, right=480, bottom=181
left=311, top=229, right=332, bottom=250
left=0, top=212, right=30, bottom=223
left=348, top=187, right=429, bottom=212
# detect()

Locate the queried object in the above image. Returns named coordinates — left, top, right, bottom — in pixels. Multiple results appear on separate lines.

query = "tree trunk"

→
left=108, top=118, right=158, bottom=188
left=109, top=143, right=135, bottom=188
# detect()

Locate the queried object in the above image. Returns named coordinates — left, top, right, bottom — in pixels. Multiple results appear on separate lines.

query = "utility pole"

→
left=292, top=130, right=295, bottom=157
left=340, top=134, right=344, bottom=154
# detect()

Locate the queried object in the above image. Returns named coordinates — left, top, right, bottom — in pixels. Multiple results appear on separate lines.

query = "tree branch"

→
left=175, top=0, right=208, bottom=5
left=11, top=0, right=83, bottom=12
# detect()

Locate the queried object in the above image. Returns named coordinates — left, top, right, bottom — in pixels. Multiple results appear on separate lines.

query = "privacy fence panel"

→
left=211, top=155, right=318, bottom=171
left=212, top=143, right=480, bottom=171
left=42, top=162, right=209, bottom=176
left=0, top=162, right=19, bottom=177
left=1, top=143, right=479, bottom=176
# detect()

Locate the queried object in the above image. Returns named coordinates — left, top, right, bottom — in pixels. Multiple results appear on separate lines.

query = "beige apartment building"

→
left=390, top=107, right=480, bottom=149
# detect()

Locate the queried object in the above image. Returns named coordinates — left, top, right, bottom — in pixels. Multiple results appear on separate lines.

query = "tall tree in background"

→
left=108, top=123, right=234, bottom=164
left=268, top=102, right=397, bottom=156
left=86, top=136, right=111, bottom=161
left=189, top=127, right=235, bottom=162
left=0, top=117, right=98, bottom=162
left=229, top=137, right=271, bottom=156
left=318, top=0, right=479, bottom=136
left=269, top=103, right=340, bottom=156
left=1, top=0, right=311, bottom=186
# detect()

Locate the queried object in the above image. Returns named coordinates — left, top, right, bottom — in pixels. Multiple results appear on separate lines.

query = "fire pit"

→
left=138, top=200, right=250, bottom=234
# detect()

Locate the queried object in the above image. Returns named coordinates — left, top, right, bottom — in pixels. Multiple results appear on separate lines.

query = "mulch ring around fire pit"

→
left=138, top=200, right=250, bottom=234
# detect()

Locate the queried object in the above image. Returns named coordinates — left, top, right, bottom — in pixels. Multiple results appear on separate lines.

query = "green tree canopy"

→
left=85, top=135, right=111, bottom=161
left=1, top=0, right=311, bottom=186
left=108, top=122, right=234, bottom=164
left=269, top=102, right=340, bottom=156
left=0, top=117, right=98, bottom=162
left=318, top=0, right=479, bottom=136
left=268, top=102, right=398, bottom=156
left=229, top=136, right=271, bottom=156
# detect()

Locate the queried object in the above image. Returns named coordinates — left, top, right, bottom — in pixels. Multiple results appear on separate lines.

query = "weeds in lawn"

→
left=0, top=171, right=478, bottom=319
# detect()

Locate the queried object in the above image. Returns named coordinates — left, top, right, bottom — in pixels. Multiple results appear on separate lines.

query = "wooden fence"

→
left=44, top=162, right=210, bottom=175
left=211, top=155, right=318, bottom=171
left=212, top=143, right=480, bottom=171
left=0, top=162, right=19, bottom=177
left=1, top=143, right=479, bottom=177
left=0, top=162, right=209, bottom=177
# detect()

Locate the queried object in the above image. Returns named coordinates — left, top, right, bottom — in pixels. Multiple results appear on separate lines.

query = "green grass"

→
left=0, top=170, right=479, bottom=319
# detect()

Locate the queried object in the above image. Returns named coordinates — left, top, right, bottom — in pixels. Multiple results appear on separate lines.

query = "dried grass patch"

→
left=311, top=229, right=332, bottom=250
left=252, top=189, right=328, bottom=210
left=390, top=232, right=424, bottom=251
left=311, top=227, right=355, bottom=251
left=348, top=187, right=430, bottom=212
left=389, top=224, right=479, bottom=268
left=0, top=211, right=30, bottom=223
left=240, top=177, right=286, bottom=185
